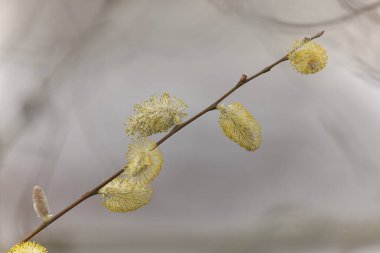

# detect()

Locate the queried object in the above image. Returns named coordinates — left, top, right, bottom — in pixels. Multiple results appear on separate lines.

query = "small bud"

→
left=217, top=102, right=262, bottom=151
left=98, top=178, right=153, bottom=213
left=288, top=39, right=328, bottom=74
left=239, top=73, right=248, bottom=83
left=126, top=93, right=188, bottom=137
left=123, top=138, right=163, bottom=184
left=8, top=241, right=48, bottom=253
left=32, top=186, right=52, bottom=222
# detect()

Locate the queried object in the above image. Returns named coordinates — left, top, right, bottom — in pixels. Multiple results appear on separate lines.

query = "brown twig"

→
left=19, top=30, right=324, bottom=243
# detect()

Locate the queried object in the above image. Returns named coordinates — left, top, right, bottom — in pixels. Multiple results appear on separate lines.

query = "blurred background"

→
left=1, top=0, right=380, bottom=252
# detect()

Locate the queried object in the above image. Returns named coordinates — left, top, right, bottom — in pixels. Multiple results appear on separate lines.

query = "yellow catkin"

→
left=126, top=93, right=188, bottom=137
left=98, top=178, right=153, bottom=212
left=123, top=138, right=163, bottom=184
left=288, top=39, right=327, bottom=74
left=8, top=241, right=48, bottom=253
left=217, top=103, right=262, bottom=151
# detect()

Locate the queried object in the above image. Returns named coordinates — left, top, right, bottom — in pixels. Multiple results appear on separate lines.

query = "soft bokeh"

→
left=1, top=1, right=380, bottom=252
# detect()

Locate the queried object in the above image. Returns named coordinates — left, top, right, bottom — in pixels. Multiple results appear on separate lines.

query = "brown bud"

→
left=239, top=73, right=248, bottom=83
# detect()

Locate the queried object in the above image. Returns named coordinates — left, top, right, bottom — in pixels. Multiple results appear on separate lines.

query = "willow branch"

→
left=19, top=30, right=324, bottom=243
left=155, top=31, right=324, bottom=147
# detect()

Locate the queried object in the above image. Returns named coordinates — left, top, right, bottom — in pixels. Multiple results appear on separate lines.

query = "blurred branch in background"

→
left=262, top=0, right=380, bottom=27
left=0, top=0, right=112, bottom=243
left=210, top=0, right=380, bottom=84
left=209, top=0, right=380, bottom=28
left=0, top=0, right=111, bottom=169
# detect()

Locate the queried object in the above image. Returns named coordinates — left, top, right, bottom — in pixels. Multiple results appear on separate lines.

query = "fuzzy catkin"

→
left=217, top=103, right=262, bottom=151
left=32, top=186, right=52, bottom=222
left=123, top=138, right=163, bottom=184
left=126, top=93, right=188, bottom=137
left=98, top=178, right=153, bottom=213
left=288, top=40, right=327, bottom=74
left=8, top=241, right=48, bottom=253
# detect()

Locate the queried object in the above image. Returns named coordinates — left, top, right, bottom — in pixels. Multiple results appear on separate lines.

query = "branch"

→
left=155, top=31, right=324, bottom=147
left=18, top=30, right=325, bottom=243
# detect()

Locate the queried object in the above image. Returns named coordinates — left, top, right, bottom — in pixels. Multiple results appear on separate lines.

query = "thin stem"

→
left=18, top=30, right=324, bottom=244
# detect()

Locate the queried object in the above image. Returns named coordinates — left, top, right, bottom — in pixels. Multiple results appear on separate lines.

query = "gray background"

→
left=1, top=1, right=380, bottom=252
